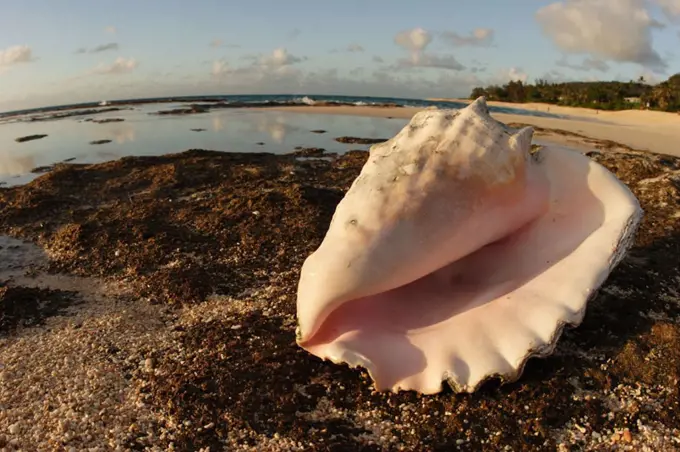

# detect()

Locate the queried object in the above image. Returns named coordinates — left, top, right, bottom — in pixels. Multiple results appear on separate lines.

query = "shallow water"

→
left=0, top=104, right=409, bottom=186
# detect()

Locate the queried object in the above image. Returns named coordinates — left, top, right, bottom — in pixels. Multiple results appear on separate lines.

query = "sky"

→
left=1, top=0, right=680, bottom=112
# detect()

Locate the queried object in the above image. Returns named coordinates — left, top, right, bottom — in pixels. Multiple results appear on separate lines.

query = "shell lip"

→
left=297, top=199, right=643, bottom=395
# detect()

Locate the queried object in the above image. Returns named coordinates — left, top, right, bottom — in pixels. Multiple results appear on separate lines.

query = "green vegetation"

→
left=469, top=73, right=680, bottom=112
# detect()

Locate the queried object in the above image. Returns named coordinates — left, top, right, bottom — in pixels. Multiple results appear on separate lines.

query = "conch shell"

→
left=295, top=97, right=643, bottom=394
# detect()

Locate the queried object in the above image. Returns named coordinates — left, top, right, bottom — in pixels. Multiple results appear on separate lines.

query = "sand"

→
left=428, top=98, right=680, bottom=125
left=260, top=105, right=680, bottom=158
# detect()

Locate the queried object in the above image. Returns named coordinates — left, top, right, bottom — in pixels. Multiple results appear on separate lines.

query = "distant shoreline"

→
left=0, top=94, right=564, bottom=121
left=259, top=104, right=680, bottom=158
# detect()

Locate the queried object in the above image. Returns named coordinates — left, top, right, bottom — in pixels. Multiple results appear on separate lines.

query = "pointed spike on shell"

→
left=509, top=126, right=534, bottom=154
left=467, top=96, right=489, bottom=116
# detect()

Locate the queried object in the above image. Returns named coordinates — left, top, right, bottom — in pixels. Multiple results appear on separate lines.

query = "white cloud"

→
left=507, top=67, right=528, bottom=83
left=211, top=47, right=306, bottom=83
left=394, top=28, right=432, bottom=52
left=556, top=56, right=610, bottom=72
left=105, top=25, right=117, bottom=34
left=397, top=53, right=465, bottom=70
left=90, top=57, right=138, bottom=75
left=539, top=70, right=571, bottom=83
left=393, top=28, right=465, bottom=71
left=208, top=65, right=480, bottom=99
left=635, top=70, right=664, bottom=84
left=653, top=0, right=680, bottom=19
left=535, top=0, right=666, bottom=71
left=0, top=45, right=34, bottom=66
left=212, top=60, right=229, bottom=76
left=483, top=67, right=529, bottom=86
left=259, top=48, right=304, bottom=68
left=442, top=28, right=494, bottom=47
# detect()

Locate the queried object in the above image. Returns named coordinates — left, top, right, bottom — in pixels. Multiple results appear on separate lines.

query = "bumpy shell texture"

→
left=295, top=97, right=643, bottom=394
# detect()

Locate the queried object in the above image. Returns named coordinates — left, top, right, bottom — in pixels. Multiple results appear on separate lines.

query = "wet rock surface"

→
left=334, top=136, right=388, bottom=145
left=14, top=134, right=47, bottom=143
left=152, top=105, right=210, bottom=115
left=1, top=107, right=129, bottom=125
left=92, top=118, right=125, bottom=124
left=289, top=147, right=328, bottom=157
left=0, top=140, right=678, bottom=450
left=29, top=164, right=55, bottom=174
left=0, top=284, right=80, bottom=334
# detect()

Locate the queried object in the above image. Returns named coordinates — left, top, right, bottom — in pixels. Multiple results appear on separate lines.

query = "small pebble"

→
left=8, top=422, right=20, bottom=435
left=144, top=358, right=155, bottom=372
left=623, top=429, right=633, bottom=442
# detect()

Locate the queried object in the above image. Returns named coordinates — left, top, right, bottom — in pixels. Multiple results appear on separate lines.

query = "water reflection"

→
left=0, top=151, right=35, bottom=175
left=0, top=105, right=409, bottom=186
left=110, top=124, right=136, bottom=144
left=212, top=116, right=224, bottom=132
left=254, top=114, right=300, bottom=144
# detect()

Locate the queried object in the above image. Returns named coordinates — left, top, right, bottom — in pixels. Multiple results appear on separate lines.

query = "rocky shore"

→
left=0, top=137, right=678, bottom=450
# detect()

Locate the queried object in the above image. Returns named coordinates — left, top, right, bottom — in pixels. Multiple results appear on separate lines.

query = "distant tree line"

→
left=469, top=73, right=680, bottom=112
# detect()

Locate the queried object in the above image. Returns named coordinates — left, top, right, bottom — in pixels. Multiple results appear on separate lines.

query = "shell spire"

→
left=510, top=126, right=534, bottom=154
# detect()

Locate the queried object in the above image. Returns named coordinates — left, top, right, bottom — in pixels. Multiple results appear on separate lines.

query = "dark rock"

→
left=23, top=107, right=128, bottom=123
left=334, top=136, right=388, bottom=145
left=153, top=105, right=210, bottom=116
left=15, top=134, right=47, bottom=143
left=30, top=165, right=55, bottom=174
left=90, top=140, right=112, bottom=145
left=191, top=128, right=207, bottom=132
left=310, top=129, right=327, bottom=134
left=92, top=118, right=124, bottom=124
left=1, top=284, right=80, bottom=335
left=290, top=147, right=326, bottom=157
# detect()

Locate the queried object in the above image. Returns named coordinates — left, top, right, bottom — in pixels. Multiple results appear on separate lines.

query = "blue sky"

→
left=1, top=0, right=679, bottom=111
